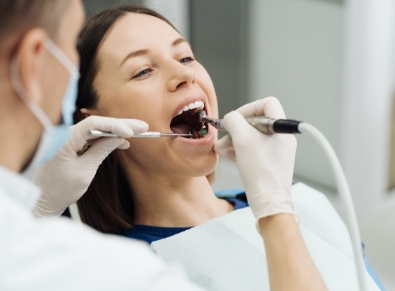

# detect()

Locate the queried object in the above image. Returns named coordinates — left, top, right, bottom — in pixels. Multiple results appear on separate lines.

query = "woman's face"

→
left=88, top=13, right=218, bottom=178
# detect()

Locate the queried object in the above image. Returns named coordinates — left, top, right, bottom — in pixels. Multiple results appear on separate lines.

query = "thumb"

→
left=222, top=111, right=252, bottom=144
left=80, top=137, right=125, bottom=165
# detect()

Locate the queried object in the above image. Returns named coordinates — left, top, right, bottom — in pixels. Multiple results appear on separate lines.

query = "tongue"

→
left=170, top=123, right=190, bottom=134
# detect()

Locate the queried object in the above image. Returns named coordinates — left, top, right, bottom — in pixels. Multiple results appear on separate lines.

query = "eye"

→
left=132, top=68, right=152, bottom=79
left=180, top=56, right=195, bottom=64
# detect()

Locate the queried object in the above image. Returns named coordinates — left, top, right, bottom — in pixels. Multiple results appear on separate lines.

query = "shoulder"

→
left=215, top=189, right=249, bottom=210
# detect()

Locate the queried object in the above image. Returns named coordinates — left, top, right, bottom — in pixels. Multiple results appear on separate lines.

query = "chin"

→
left=175, top=150, right=219, bottom=179
left=123, top=128, right=219, bottom=178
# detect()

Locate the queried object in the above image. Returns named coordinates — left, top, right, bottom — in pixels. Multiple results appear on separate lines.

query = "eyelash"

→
left=131, top=56, right=195, bottom=79
left=180, top=56, right=195, bottom=64
left=132, top=68, right=152, bottom=79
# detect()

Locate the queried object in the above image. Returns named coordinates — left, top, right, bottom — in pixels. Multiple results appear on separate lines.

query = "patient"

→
left=74, top=5, right=248, bottom=242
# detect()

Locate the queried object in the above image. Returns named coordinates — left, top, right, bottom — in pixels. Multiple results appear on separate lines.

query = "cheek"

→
left=197, top=66, right=218, bottom=118
left=96, top=83, right=161, bottom=123
left=122, top=139, right=166, bottom=166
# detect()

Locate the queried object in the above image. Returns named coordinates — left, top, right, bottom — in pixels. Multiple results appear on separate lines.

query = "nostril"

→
left=176, top=81, right=187, bottom=89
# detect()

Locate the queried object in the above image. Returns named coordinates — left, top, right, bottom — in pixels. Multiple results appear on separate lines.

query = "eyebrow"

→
left=119, top=49, right=149, bottom=68
left=119, top=37, right=191, bottom=68
left=172, top=37, right=189, bottom=47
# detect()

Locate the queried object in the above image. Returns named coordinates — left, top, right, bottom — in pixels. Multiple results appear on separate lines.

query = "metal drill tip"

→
left=198, top=110, right=207, bottom=122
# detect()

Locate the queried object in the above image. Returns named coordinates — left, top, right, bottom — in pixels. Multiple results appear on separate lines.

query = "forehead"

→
left=100, top=13, right=181, bottom=60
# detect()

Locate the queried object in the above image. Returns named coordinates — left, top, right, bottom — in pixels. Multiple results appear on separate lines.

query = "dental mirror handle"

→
left=89, top=130, right=192, bottom=138
left=202, top=116, right=302, bottom=135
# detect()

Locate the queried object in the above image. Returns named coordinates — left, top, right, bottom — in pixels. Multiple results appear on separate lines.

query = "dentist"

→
left=0, top=0, right=326, bottom=290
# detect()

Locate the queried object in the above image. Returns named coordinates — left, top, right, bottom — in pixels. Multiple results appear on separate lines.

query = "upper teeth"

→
left=175, top=100, right=205, bottom=116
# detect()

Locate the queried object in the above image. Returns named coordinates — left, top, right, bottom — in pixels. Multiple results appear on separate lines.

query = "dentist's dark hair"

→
left=73, top=5, right=213, bottom=234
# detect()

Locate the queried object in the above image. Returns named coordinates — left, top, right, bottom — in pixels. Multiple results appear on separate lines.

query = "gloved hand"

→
left=32, top=116, right=148, bottom=218
left=214, top=97, right=298, bottom=224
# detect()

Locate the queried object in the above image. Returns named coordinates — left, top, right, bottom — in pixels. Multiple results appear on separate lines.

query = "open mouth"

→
left=170, top=101, right=208, bottom=139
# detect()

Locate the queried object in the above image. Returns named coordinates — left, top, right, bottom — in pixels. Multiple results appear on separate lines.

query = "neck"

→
left=0, top=82, right=41, bottom=173
left=122, top=162, right=233, bottom=227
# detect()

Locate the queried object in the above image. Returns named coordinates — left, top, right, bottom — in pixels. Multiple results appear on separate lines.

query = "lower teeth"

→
left=187, top=124, right=207, bottom=139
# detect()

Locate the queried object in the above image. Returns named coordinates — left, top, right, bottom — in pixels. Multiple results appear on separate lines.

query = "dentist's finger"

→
left=83, top=116, right=149, bottom=137
left=71, top=116, right=148, bottom=152
left=79, top=137, right=126, bottom=165
left=214, top=134, right=236, bottom=163
left=236, top=97, right=286, bottom=119
left=87, top=139, right=130, bottom=148
left=117, top=140, right=130, bottom=150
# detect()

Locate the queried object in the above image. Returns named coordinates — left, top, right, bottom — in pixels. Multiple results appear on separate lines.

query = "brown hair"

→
left=0, top=0, right=68, bottom=52
left=74, top=5, right=185, bottom=234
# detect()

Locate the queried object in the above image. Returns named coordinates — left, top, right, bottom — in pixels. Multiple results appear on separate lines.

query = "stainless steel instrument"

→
left=89, top=130, right=192, bottom=138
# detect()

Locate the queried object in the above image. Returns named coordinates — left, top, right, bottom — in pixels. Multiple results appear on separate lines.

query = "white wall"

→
left=340, top=0, right=395, bottom=209
left=248, top=0, right=344, bottom=190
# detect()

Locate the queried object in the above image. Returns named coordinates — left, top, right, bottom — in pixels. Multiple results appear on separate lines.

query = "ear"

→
left=16, top=28, right=48, bottom=104
left=80, top=108, right=99, bottom=118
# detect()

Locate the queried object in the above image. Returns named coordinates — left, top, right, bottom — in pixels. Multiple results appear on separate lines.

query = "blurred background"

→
left=82, top=0, right=395, bottom=289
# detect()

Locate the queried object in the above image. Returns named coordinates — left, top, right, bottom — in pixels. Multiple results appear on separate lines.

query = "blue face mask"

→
left=10, top=39, right=80, bottom=174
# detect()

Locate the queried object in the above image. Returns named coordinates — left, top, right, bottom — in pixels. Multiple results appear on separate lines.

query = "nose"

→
left=166, top=61, right=195, bottom=92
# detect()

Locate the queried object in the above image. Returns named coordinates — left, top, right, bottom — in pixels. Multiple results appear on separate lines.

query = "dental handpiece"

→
left=199, top=110, right=301, bottom=135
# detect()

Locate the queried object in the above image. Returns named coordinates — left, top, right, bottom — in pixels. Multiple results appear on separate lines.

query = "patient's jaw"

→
left=84, top=13, right=219, bottom=180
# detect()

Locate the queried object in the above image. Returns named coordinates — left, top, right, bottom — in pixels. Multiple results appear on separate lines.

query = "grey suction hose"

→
left=202, top=111, right=368, bottom=290
left=261, top=119, right=368, bottom=290
left=297, top=122, right=368, bottom=291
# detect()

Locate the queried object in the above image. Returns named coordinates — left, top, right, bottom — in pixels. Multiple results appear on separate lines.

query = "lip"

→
left=173, top=123, right=215, bottom=146
left=173, top=125, right=217, bottom=148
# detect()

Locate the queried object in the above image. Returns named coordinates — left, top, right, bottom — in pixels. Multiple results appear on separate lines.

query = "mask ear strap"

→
left=10, top=57, right=54, bottom=130
left=44, top=39, right=79, bottom=76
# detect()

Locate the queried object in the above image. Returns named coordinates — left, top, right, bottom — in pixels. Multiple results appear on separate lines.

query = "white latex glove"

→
left=214, top=97, right=298, bottom=223
left=32, top=116, right=148, bottom=218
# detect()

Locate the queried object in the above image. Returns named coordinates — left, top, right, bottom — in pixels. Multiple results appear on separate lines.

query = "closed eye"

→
left=132, top=68, right=152, bottom=79
left=180, top=56, right=195, bottom=64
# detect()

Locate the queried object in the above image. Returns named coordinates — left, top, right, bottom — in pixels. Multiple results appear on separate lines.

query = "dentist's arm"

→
left=215, top=97, right=327, bottom=291
left=259, top=213, right=326, bottom=291
left=32, top=116, right=148, bottom=217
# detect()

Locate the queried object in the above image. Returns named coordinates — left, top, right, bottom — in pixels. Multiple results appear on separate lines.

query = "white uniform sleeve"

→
left=0, top=195, right=203, bottom=291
